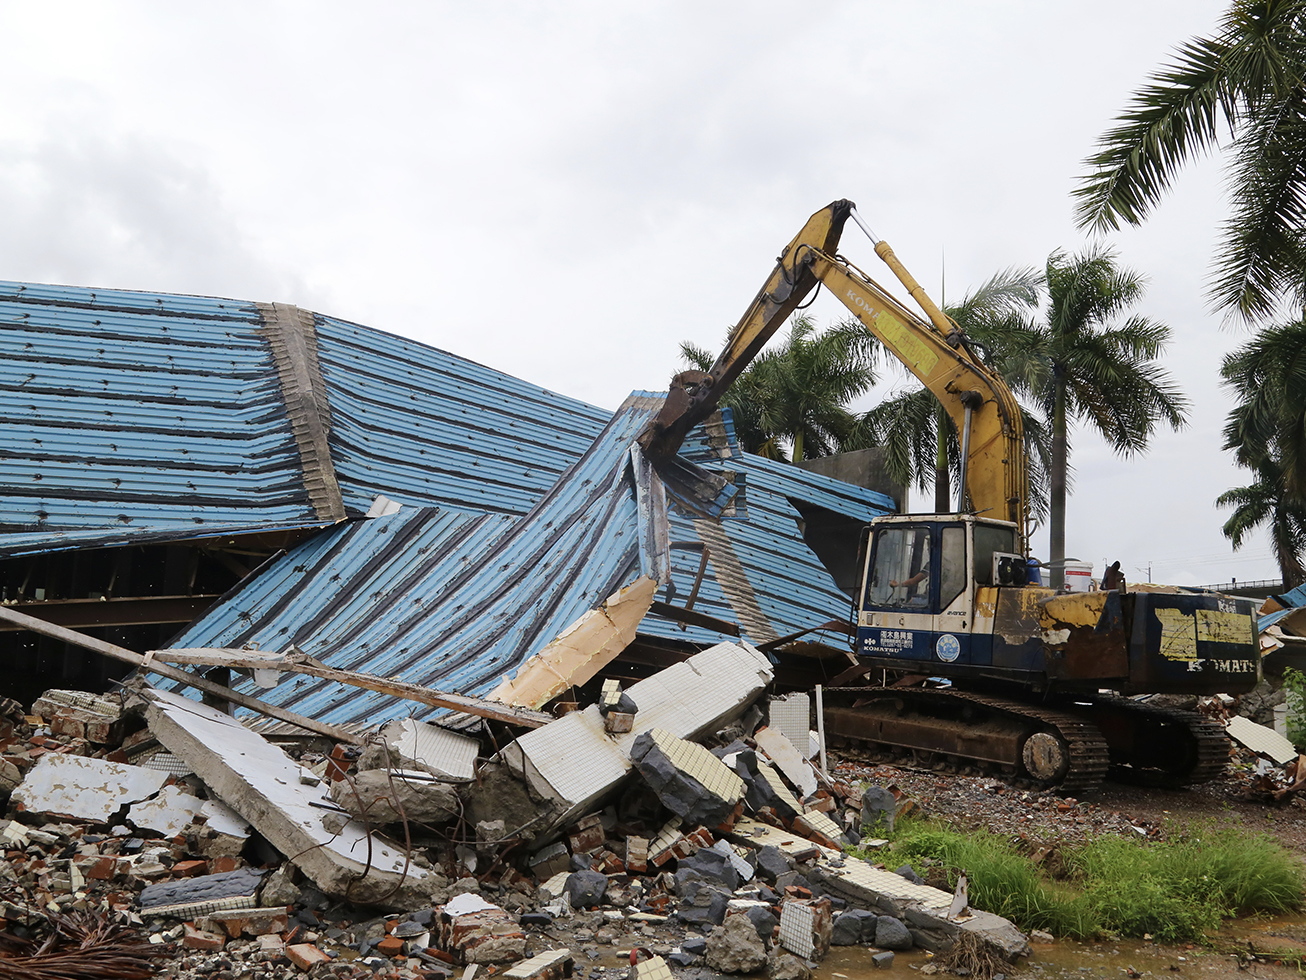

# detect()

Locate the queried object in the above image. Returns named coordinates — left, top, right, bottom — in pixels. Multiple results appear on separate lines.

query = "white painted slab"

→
left=500, top=641, right=773, bottom=828
left=128, top=784, right=206, bottom=836
left=1227, top=714, right=1298, bottom=765
left=13, top=754, right=168, bottom=822
left=753, top=725, right=817, bottom=798
left=144, top=688, right=426, bottom=904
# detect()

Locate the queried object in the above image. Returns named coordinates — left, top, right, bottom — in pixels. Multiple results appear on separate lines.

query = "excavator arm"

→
left=638, top=199, right=1029, bottom=552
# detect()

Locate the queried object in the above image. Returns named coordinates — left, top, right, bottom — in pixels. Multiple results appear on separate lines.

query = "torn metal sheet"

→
left=142, top=688, right=430, bottom=907
left=500, top=641, right=773, bottom=830
left=1227, top=714, right=1298, bottom=765
left=491, top=577, right=657, bottom=709
left=629, top=446, right=671, bottom=583
left=12, top=754, right=168, bottom=822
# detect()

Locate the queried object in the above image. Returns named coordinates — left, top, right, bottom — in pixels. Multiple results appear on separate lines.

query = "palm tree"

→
left=1074, top=0, right=1306, bottom=320
left=1221, top=317, right=1306, bottom=490
left=1015, top=248, right=1189, bottom=587
left=1219, top=318, right=1306, bottom=586
left=1217, top=458, right=1306, bottom=589
left=679, top=313, right=876, bottom=462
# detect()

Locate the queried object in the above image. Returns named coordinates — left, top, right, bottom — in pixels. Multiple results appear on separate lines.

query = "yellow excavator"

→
left=639, top=200, right=1259, bottom=791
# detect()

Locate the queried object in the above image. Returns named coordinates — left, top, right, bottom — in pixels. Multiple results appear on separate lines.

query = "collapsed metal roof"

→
left=0, top=279, right=895, bottom=723
left=0, top=284, right=605, bottom=556
left=165, top=395, right=683, bottom=725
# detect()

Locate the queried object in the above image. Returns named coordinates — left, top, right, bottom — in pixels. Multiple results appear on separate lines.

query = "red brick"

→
left=85, top=856, right=119, bottom=880
left=715, top=801, right=744, bottom=834
left=287, top=943, right=331, bottom=970
left=376, top=935, right=405, bottom=957
left=172, top=860, right=208, bottom=877
left=211, top=855, right=241, bottom=873
left=183, top=923, right=225, bottom=951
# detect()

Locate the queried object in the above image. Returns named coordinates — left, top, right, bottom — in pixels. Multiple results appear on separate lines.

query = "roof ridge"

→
left=256, top=303, right=346, bottom=523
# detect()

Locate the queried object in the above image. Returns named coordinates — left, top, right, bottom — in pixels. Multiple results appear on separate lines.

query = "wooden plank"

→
left=148, top=646, right=554, bottom=729
left=0, top=605, right=361, bottom=744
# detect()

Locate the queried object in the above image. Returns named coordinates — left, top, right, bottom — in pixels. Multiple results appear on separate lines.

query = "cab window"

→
left=939, top=525, right=966, bottom=609
left=973, top=524, right=1017, bottom=585
left=865, top=526, right=932, bottom=610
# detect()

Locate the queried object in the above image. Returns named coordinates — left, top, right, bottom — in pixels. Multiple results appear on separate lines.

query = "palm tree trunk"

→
left=791, top=429, right=804, bottom=464
left=934, top=405, right=950, bottom=513
left=1049, top=371, right=1068, bottom=589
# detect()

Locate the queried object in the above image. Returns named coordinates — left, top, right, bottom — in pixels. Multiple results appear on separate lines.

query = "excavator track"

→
left=1056, top=696, right=1231, bottom=788
left=823, top=687, right=1110, bottom=793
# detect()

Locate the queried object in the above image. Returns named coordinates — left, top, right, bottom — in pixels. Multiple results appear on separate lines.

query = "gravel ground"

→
left=831, top=755, right=1306, bottom=852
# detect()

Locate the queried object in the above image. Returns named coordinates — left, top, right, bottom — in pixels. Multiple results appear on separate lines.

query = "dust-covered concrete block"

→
left=629, top=728, right=743, bottom=827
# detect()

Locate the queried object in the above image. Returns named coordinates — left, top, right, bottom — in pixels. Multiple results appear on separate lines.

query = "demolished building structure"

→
left=0, top=279, right=895, bottom=716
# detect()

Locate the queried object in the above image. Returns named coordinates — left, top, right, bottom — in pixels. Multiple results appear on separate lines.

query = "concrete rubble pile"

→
left=0, top=641, right=1028, bottom=979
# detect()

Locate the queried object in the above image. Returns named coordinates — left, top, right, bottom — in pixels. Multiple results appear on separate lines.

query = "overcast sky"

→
left=0, top=1, right=1277, bottom=587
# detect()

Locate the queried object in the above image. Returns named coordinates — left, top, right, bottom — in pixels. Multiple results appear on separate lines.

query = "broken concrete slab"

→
left=630, top=728, right=744, bottom=827
left=1227, top=714, right=1298, bottom=765
left=753, top=726, right=817, bottom=799
left=128, top=783, right=207, bottom=836
left=142, top=687, right=431, bottom=907
left=492, top=577, right=658, bottom=709
left=730, top=818, right=1028, bottom=962
left=500, top=641, right=773, bottom=830
left=12, top=754, right=169, bottom=822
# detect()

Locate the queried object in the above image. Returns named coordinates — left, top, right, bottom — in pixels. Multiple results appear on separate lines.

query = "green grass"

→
left=853, top=817, right=1305, bottom=944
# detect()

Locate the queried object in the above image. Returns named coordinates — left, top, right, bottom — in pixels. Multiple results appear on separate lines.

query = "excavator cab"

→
left=855, top=515, right=1025, bottom=670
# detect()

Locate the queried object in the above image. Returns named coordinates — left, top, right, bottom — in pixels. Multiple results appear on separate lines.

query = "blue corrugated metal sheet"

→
left=164, top=396, right=663, bottom=725
left=1, top=275, right=900, bottom=718
left=0, top=283, right=615, bottom=555
left=315, top=315, right=610, bottom=516
left=0, top=281, right=316, bottom=554
left=638, top=413, right=894, bottom=647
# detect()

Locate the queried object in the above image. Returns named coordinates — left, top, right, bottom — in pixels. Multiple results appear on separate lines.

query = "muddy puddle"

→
left=804, top=913, right=1306, bottom=978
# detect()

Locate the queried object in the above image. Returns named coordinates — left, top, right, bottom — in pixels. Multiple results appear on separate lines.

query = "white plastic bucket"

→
left=1064, top=561, right=1094, bottom=592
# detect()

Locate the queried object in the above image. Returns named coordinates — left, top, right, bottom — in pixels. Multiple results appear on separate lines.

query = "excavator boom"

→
left=639, top=199, right=1028, bottom=550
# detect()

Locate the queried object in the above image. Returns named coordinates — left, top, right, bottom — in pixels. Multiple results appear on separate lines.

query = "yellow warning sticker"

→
left=1195, top=609, right=1254, bottom=646
left=1155, top=608, right=1198, bottom=661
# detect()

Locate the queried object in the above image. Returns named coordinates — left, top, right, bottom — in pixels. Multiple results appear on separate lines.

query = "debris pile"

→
left=0, top=642, right=1029, bottom=978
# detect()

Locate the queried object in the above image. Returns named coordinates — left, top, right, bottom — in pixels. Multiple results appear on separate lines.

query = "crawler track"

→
left=1056, top=695, right=1230, bottom=788
left=823, top=687, right=1110, bottom=793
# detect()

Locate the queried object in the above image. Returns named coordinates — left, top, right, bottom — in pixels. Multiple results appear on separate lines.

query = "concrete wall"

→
left=796, top=448, right=906, bottom=512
